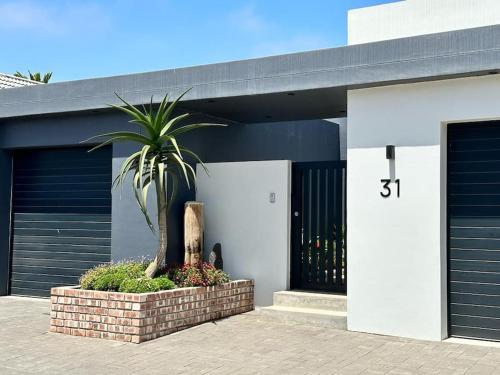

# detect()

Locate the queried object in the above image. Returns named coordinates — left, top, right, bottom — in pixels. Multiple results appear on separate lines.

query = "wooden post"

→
left=184, top=201, right=204, bottom=265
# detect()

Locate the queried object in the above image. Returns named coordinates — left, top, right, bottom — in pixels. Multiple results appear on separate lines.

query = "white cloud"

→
left=228, top=5, right=268, bottom=32
left=0, top=1, right=111, bottom=35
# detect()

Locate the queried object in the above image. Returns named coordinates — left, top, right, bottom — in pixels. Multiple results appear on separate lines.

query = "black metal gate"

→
left=291, top=161, right=346, bottom=293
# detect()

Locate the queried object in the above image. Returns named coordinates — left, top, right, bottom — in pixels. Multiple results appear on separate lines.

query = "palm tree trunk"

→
left=145, top=172, right=168, bottom=278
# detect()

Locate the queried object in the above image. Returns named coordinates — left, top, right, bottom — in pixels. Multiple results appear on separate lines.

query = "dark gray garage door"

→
left=10, top=146, right=112, bottom=297
left=449, top=121, right=500, bottom=341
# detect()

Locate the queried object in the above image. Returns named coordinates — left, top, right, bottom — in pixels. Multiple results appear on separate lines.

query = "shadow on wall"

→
left=166, top=119, right=341, bottom=263
left=0, top=112, right=340, bottom=265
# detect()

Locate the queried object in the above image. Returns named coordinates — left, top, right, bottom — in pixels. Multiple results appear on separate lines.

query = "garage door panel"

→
left=450, top=226, right=500, bottom=238
left=449, top=194, right=500, bottom=206
left=12, top=250, right=110, bottom=262
left=15, top=190, right=111, bottom=200
left=14, top=174, right=111, bottom=185
left=450, top=138, right=500, bottom=151
left=450, top=304, right=500, bottom=319
left=13, top=228, right=111, bottom=238
left=13, top=235, right=111, bottom=246
left=449, top=205, right=500, bottom=217
left=14, top=207, right=111, bottom=214
left=15, top=165, right=111, bottom=177
left=450, top=161, right=500, bottom=173
left=450, top=238, right=500, bottom=251
left=14, top=182, right=111, bottom=192
left=14, top=220, right=111, bottom=231
left=450, top=270, right=500, bottom=284
left=12, top=243, right=110, bottom=255
left=449, top=150, right=500, bottom=162
left=10, top=279, right=75, bottom=291
left=449, top=172, right=500, bottom=184
left=450, top=259, right=500, bottom=273
left=450, top=249, right=500, bottom=262
left=450, top=326, right=500, bottom=341
left=450, top=292, right=500, bottom=308
left=450, top=217, right=500, bottom=227
left=449, top=124, right=500, bottom=139
left=450, top=281, right=500, bottom=295
left=14, top=197, right=111, bottom=208
left=449, top=183, right=500, bottom=195
left=14, top=213, right=111, bottom=222
left=451, top=314, right=500, bottom=331
left=448, top=122, right=500, bottom=341
left=10, top=287, right=54, bottom=298
left=10, top=147, right=112, bottom=297
left=12, top=265, right=89, bottom=277
left=11, top=272, right=78, bottom=284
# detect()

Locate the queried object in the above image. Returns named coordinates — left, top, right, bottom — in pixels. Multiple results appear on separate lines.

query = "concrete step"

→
left=273, top=290, right=347, bottom=312
left=258, top=305, right=347, bottom=329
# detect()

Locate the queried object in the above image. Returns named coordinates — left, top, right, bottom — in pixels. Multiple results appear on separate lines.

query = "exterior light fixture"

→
left=386, top=145, right=395, bottom=160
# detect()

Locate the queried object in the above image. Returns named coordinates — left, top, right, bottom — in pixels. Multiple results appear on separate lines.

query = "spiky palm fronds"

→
left=83, top=89, right=225, bottom=277
left=84, top=89, right=224, bottom=232
left=14, top=71, right=52, bottom=83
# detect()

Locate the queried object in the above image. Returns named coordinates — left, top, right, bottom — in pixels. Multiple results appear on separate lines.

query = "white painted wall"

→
left=348, top=0, right=500, bottom=45
left=347, top=74, right=500, bottom=341
left=196, top=160, right=291, bottom=306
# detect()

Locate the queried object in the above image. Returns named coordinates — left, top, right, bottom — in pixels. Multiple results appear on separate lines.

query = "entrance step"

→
left=273, top=290, right=347, bottom=312
left=258, top=305, right=347, bottom=329
left=257, top=291, right=347, bottom=329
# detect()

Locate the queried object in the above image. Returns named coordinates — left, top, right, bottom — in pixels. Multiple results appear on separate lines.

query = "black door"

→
left=291, top=161, right=346, bottom=293
left=10, top=146, right=112, bottom=297
left=448, top=121, right=500, bottom=341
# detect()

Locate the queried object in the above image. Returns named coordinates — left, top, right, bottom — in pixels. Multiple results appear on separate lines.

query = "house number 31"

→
left=380, top=179, right=400, bottom=198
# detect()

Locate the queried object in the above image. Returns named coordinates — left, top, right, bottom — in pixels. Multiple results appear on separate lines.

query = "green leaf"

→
left=82, top=131, right=155, bottom=152
left=153, top=94, right=169, bottom=131
left=112, top=93, right=157, bottom=139
left=113, top=151, right=141, bottom=192
left=159, top=113, right=191, bottom=137
left=133, top=172, right=155, bottom=232
left=159, top=88, right=191, bottom=133
left=138, top=145, right=151, bottom=197
left=167, top=123, right=227, bottom=138
left=169, top=152, right=190, bottom=189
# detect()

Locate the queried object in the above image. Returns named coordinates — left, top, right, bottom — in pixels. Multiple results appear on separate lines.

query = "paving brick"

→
left=3, top=296, right=500, bottom=374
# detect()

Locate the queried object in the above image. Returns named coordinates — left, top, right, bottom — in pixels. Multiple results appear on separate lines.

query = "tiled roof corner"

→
left=0, top=73, right=41, bottom=89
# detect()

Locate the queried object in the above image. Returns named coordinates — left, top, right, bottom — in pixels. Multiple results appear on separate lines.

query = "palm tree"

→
left=84, top=90, right=224, bottom=277
left=14, top=71, right=52, bottom=83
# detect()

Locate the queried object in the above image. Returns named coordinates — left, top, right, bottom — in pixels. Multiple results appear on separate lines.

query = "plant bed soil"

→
left=49, top=280, right=254, bottom=343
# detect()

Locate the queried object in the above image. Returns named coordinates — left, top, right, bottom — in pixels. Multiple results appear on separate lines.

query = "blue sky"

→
left=0, top=0, right=398, bottom=82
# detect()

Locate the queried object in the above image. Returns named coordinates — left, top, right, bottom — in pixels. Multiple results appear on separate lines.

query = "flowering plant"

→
left=169, top=262, right=229, bottom=287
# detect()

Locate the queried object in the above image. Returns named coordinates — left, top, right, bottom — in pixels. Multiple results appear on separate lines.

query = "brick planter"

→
left=49, top=280, right=254, bottom=343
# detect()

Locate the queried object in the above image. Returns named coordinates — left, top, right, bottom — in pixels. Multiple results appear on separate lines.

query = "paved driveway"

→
left=1, top=296, right=500, bottom=374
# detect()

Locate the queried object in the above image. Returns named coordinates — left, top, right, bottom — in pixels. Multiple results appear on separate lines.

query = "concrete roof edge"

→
left=1, top=24, right=500, bottom=119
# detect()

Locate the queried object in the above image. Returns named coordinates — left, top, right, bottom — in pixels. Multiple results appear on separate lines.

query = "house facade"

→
left=2, top=0, right=500, bottom=343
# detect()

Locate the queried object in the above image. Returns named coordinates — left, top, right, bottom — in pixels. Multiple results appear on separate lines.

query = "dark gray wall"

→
left=0, top=111, right=339, bottom=291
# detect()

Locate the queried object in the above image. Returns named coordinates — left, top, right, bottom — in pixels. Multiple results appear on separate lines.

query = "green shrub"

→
left=118, top=276, right=175, bottom=293
left=169, top=263, right=230, bottom=287
left=79, top=261, right=148, bottom=291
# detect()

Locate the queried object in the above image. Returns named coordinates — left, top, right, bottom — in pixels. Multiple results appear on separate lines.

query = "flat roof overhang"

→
left=1, top=24, right=500, bottom=122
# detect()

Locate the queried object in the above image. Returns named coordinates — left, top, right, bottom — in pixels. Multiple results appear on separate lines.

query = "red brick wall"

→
left=49, top=280, right=254, bottom=343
